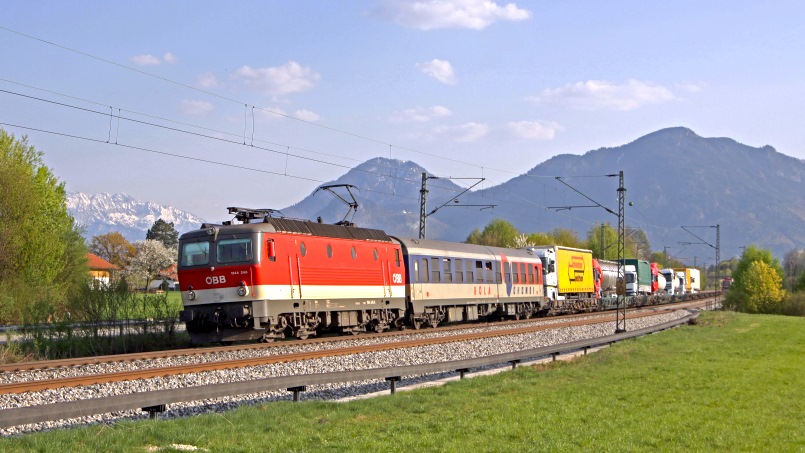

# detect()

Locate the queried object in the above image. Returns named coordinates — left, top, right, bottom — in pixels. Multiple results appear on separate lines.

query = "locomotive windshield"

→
left=217, top=238, right=253, bottom=264
left=181, top=241, right=210, bottom=266
left=180, top=236, right=254, bottom=267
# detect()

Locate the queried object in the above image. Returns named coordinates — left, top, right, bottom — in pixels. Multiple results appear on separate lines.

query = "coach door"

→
left=287, top=240, right=303, bottom=299
left=380, top=247, right=392, bottom=298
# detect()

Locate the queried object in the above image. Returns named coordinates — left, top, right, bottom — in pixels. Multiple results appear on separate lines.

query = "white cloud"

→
left=131, top=54, right=161, bottom=66
left=417, top=59, right=456, bottom=85
left=233, top=61, right=321, bottom=97
left=527, top=80, right=676, bottom=111
left=373, top=0, right=532, bottom=30
left=131, top=53, right=177, bottom=66
left=391, top=105, right=453, bottom=122
left=432, top=122, right=489, bottom=142
left=197, top=72, right=220, bottom=89
left=508, top=120, right=561, bottom=140
left=180, top=100, right=214, bottom=115
left=294, top=109, right=320, bottom=122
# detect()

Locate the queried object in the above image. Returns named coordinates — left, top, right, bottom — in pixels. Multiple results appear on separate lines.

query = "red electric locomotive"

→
left=178, top=208, right=407, bottom=343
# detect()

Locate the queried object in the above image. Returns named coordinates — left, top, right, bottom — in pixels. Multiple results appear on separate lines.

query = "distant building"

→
left=87, top=253, right=119, bottom=286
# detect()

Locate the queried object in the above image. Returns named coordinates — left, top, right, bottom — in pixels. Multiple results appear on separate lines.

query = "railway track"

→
left=0, top=300, right=712, bottom=395
left=0, top=298, right=708, bottom=374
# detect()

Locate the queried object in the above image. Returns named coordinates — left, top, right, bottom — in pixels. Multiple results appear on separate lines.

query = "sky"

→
left=2, top=0, right=804, bottom=224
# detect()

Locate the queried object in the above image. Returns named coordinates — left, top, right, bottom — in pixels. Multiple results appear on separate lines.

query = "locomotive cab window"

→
left=181, top=241, right=210, bottom=266
left=217, top=238, right=252, bottom=264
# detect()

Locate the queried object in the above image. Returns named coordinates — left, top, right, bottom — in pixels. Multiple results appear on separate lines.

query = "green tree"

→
left=550, top=228, right=585, bottom=249
left=586, top=223, right=618, bottom=259
left=526, top=232, right=554, bottom=246
left=0, top=129, right=88, bottom=322
left=146, top=218, right=179, bottom=249
left=466, top=219, right=520, bottom=247
left=794, top=271, right=805, bottom=293
left=90, top=231, right=135, bottom=268
left=724, top=245, right=786, bottom=313
left=737, top=261, right=786, bottom=313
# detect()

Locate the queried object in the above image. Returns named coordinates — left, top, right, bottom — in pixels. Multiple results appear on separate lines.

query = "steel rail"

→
left=0, top=308, right=692, bottom=395
left=0, top=297, right=711, bottom=373
left=0, top=310, right=700, bottom=429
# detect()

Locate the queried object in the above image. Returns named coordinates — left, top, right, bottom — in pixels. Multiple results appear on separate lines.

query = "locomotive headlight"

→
left=187, top=285, right=196, bottom=301
left=237, top=281, right=249, bottom=297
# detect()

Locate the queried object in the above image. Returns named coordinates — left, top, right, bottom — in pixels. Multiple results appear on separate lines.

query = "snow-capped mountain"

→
left=67, top=192, right=205, bottom=242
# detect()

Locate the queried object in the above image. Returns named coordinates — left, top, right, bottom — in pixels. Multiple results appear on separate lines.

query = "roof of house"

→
left=87, top=253, right=120, bottom=271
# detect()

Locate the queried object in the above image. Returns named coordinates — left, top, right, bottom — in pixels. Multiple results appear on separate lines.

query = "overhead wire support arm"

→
left=419, top=174, right=492, bottom=239
left=547, top=173, right=625, bottom=333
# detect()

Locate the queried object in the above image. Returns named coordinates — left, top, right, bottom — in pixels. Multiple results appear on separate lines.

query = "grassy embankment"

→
left=1, top=311, right=803, bottom=452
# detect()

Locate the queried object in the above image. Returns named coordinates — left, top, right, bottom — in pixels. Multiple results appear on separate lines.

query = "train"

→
left=177, top=207, right=707, bottom=344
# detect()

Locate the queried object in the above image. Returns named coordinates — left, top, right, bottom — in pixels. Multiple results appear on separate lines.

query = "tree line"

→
left=2, top=128, right=804, bottom=327
left=466, top=218, right=805, bottom=315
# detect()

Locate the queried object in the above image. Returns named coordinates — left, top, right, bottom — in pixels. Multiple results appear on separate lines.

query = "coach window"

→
left=484, top=261, right=493, bottom=283
left=300, top=242, right=306, bottom=257
left=505, top=262, right=512, bottom=284
left=431, top=257, right=441, bottom=282
left=455, top=259, right=463, bottom=283
left=327, top=244, right=333, bottom=258
left=414, top=260, right=420, bottom=282
left=529, top=266, right=535, bottom=284
left=520, top=263, right=526, bottom=285
left=475, top=260, right=483, bottom=283
left=373, top=248, right=379, bottom=261
left=422, top=258, right=429, bottom=282
left=443, top=258, right=452, bottom=283
left=351, top=246, right=357, bottom=260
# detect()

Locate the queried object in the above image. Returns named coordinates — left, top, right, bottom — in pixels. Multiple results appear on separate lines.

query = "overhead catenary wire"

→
left=0, top=25, right=676, bottom=240
left=0, top=26, right=562, bottom=182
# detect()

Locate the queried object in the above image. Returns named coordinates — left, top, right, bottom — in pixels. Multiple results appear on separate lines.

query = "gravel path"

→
left=0, top=308, right=693, bottom=436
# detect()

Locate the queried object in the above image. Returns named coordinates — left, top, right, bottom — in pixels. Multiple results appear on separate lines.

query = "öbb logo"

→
left=205, top=275, right=227, bottom=285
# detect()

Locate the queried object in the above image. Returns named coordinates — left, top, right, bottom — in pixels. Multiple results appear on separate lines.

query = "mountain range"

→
left=68, top=127, right=805, bottom=261
left=283, top=127, right=805, bottom=261
left=67, top=192, right=205, bottom=243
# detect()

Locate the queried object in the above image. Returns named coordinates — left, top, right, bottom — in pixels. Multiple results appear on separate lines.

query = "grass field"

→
left=1, top=311, right=803, bottom=452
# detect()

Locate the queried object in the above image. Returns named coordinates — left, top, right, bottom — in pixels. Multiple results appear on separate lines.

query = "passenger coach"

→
left=393, top=237, right=547, bottom=328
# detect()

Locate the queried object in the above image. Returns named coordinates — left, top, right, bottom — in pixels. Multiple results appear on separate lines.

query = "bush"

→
left=8, top=283, right=190, bottom=360
left=782, top=292, right=805, bottom=317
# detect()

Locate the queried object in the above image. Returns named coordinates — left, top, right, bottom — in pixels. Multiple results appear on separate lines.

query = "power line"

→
left=0, top=26, right=560, bottom=180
